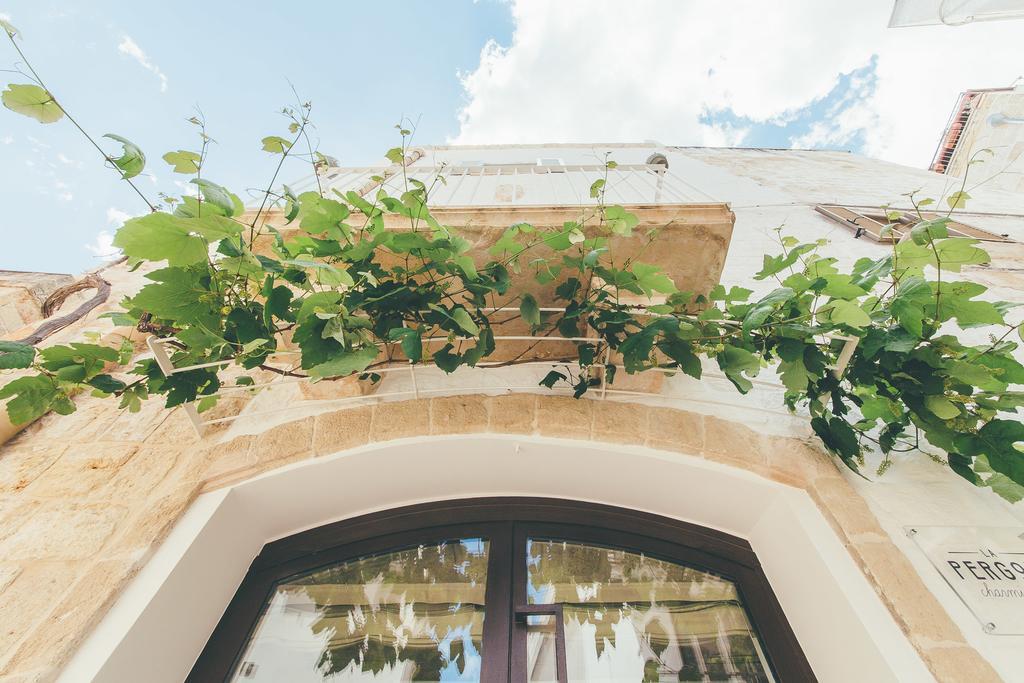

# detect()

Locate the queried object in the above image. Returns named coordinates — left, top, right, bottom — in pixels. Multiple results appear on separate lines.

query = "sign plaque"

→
left=907, top=525, right=1024, bottom=635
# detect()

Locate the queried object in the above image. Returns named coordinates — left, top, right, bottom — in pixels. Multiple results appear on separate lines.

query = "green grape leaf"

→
left=742, top=287, right=794, bottom=336
left=388, top=327, right=423, bottom=363
left=191, top=178, right=240, bottom=216
left=604, top=205, right=639, bottom=236
left=754, top=243, right=815, bottom=280
left=946, top=191, right=971, bottom=209
left=0, top=17, right=19, bottom=37
left=162, top=150, right=201, bottom=174
left=632, top=263, right=677, bottom=297
left=717, top=344, right=760, bottom=394
left=925, top=395, right=961, bottom=420
left=0, top=341, right=35, bottom=369
left=985, top=473, right=1024, bottom=504
left=826, top=299, right=871, bottom=328
left=114, top=212, right=241, bottom=265
left=451, top=308, right=480, bottom=336
left=308, top=345, right=380, bottom=379
left=261, top=135, right=292, bottom=154
left=0, top=375, right=65, bottom=424
left=933, top=238, right=989, bottom=272
left=103, top=134, right=145, bottom=179
left=811, top=416, right=860, bottom=462
left=539, top=370, right=567, bottom=389
left=128, top=266, right=219, bottom=329
left=1, top=83, right=63, bottom=123
left=87, top=374, right=127, bottom=394
left=520, top=293, right=541, bottom=329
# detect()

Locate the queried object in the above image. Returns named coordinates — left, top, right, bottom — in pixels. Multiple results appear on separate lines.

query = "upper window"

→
left=815, top=205, right=1013, bottom=243
left=192, top=499, right=812, bottom=682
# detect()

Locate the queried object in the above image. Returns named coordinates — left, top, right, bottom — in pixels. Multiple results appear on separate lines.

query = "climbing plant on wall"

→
left=1, top=20, right=1023, bottom=501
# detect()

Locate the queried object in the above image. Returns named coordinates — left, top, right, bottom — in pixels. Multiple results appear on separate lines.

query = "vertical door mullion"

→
left=509, top=523, right=530, bottom=682
left=480, top=521, right=514, bottom=683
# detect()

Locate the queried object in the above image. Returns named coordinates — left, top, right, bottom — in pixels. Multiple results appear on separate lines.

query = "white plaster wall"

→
left=412, top=143, right=1024, bottom=675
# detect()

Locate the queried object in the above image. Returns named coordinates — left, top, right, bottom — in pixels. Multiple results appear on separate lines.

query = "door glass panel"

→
left=231, top=538, right=489, bottom=682
left=526, top=539, right=774, bottom=683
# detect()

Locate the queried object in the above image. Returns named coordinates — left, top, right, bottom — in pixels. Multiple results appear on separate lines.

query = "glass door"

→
left=190, top=500, right=809, bottom=682
left=512, top=536, right=774, bottom=682
left=229, top=538, right=493, bottom=682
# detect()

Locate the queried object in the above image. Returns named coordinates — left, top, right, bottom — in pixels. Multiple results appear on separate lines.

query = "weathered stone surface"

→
left=485, top=394, right=536, bottom=434
left=852, top=540, right=965, bottom=645
left=98, top=400, right=169, bottom=442
left=201, top=435, right=255, bottom=481
left=0, top=566, right=19, bottom=595
left=0, top=502, right=125, bottom=561
left=591, top=400, right=649, bottom=445
left=917, top=644, right=1003, bottom=683
left=0, top=563, right=75, bottom=662
left=0, top=668, right=57, bottom=683
left=644, top=406, right=703, bottom=454
left=765, top=437, right=838, bottom=483
left=252, top=417, right=313, bottom=463
left=0, top=391, right=996, bottom=683
left=2, top=560, right=137, bottom=675
left=313, top=407, right=373, bottom=455
left=0, top=444, right=66, bottom=494
left=536, top=396, right=592, bottom=439
left=29, top=403, right=115, bottom=445
left=369, top=401, right=430, bottom=442
left=114, top=445, right=180, bottom=493
left=19, top=443, right=140, bottom=500
left=61, top=442, right=137, bottom=470
left=703, top=415, right=767, bottom=464
left=430, top=396, right=488, bottom=435
left=809, top=477, right=886, bottom=540
left=110, top=482, right=199, bottom=558
left=298, top=375, right=378, bottom=401
left=145, top=408, right=203, bottom=447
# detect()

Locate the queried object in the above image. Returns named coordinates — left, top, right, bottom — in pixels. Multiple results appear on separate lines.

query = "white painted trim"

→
left=61, top=436, right=934, bottom=682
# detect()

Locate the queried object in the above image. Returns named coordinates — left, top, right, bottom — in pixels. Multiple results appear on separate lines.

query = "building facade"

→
left=1, top=144, right=1023, bottom=682
left=930, top=83, right=1024, bottom=194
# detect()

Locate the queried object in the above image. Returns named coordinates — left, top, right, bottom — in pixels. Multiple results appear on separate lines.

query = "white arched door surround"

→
left=61, top=435, right=934, bottom=682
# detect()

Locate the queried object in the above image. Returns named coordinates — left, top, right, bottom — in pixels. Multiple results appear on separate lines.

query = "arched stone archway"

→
left=17, top=395, right=997, bottom=682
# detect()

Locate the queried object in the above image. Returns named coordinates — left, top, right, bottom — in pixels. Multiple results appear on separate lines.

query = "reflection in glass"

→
left=231, top=539, right=489, bottom=682
left=526, top=539, right=774, bottom=683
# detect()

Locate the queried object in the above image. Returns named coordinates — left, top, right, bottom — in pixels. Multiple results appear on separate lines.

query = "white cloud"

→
left=85, top=230, right=118, bottom=260
left=118, top=35, right=168, bottom=92
left=57, top=191, right=73, bottom=202
left=1, top=135, right=12, bottom=145
left=106, top=207, right=135, bottom=226
left=56, top=152, right=81, bottom=167
left=454, top=1, right=1024, bottom=167
left=86, top=207, right=139, bottom=261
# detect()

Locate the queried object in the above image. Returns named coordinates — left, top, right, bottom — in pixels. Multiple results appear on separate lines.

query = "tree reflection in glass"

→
left=525, top=540, right=775, bottom=683
left=231, top=538, right=489, bottom=682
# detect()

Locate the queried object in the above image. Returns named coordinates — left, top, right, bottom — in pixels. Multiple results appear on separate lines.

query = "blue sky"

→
left=0, top=1, right=513, bottom=273
left=3, top=2, right=1023, bottom=274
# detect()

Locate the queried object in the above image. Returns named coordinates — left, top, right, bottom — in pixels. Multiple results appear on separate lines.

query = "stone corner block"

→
left=430, top=396, right=488, bottom=435
left=253, top=418, right=314, bottom=464
left=536, top=395, right=593, bottom=439
left=313, top=406, right=373, bottom=455
left=369, top=401, right=430, bottom=442
left=485, top=394, right=536, bottom=435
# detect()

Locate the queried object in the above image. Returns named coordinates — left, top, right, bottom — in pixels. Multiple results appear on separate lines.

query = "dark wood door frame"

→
left=187, top=498, right=815, bottom=682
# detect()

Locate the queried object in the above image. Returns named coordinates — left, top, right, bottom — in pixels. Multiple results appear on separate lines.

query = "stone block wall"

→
left=0, top=394, right=1005, bottom=682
